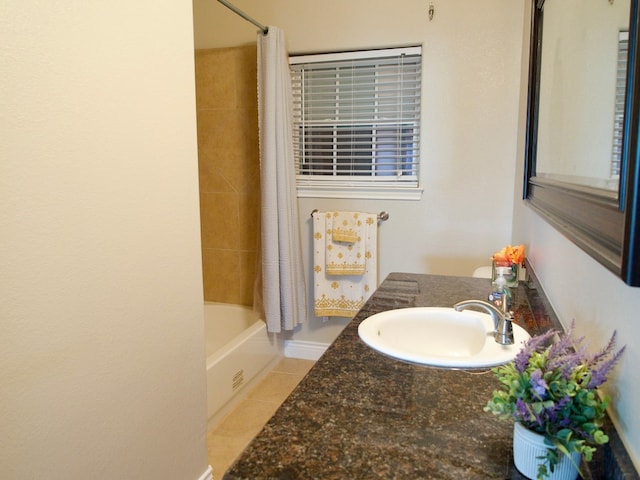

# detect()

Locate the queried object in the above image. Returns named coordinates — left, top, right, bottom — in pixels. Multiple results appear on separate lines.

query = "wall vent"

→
left=232, top=369, right=244, bottom=391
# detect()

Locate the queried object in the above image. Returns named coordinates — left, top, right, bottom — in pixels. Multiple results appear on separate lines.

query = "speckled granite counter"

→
left=223, top=272, right=638, bottom=480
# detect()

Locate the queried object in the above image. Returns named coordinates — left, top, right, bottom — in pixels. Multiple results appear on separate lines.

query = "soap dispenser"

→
left=488, top=266, right=512, bottom=312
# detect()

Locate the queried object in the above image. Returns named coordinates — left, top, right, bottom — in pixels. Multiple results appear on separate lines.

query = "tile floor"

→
left=207, top=357, right=316, bottom=480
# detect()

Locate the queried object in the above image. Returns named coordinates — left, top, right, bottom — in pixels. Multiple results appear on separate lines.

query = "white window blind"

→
left=612, top=31, right=628, bottom=179
left=290, top=47, right=422, bottom=198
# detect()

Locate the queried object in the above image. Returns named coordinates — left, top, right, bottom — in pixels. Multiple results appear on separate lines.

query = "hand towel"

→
left=331, top=211, right=359, bottom=244
left=312, top=211, right=378, bottom=318
left=326, top=211, right=366, bottom=276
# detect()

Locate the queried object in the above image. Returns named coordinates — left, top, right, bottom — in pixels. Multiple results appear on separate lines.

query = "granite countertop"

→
left=223, top=272, right=638, bottom=480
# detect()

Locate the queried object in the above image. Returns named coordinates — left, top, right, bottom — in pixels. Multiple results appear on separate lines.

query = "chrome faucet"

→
left=453, top=299, right=514, bottom=345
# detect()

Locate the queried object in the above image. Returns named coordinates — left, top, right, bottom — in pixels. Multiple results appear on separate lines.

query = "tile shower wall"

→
left=195, top=46, right=260, bottom=305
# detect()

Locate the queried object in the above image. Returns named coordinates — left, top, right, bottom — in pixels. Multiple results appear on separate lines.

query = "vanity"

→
left=223, top=272, right=637, bottom=479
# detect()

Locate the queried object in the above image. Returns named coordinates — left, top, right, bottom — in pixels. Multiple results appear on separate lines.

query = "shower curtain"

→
left=257, top=26, right=307, bottom=333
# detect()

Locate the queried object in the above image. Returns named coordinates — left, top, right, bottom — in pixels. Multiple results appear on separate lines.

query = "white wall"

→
left=194, top=0, right=527, bottom=343
left=513, top=208, right=640, bottom=471
left=512, top=1, right=640, bottom=470
left=1, top=1, right=209, bottom=479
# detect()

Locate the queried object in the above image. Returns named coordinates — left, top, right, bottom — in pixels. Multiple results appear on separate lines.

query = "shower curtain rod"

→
left=216, top=0, right=268, bottom=34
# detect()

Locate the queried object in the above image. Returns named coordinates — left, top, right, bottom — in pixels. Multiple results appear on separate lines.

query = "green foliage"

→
left=484, top=325, right=624, bottom=479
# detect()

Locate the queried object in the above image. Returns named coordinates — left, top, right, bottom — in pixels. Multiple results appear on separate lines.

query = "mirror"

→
left=525, top=0, right=640, bottom=286
left=536, top=0, right=629, bottom=192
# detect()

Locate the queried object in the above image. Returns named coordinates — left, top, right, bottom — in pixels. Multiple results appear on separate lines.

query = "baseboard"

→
left=284, top=340, right=329, bottom=360
left=198, top=465, right=213, bottom=480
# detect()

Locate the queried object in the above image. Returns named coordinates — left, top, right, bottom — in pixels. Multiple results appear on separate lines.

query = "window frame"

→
left=290, top=46, right=424, bottom=200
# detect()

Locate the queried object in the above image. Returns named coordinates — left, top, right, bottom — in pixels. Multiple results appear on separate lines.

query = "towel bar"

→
left=310, top=209, right=389, bottom=222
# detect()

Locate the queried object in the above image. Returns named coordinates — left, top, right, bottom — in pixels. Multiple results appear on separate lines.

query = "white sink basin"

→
left=357, top=307, right=530, bottom=368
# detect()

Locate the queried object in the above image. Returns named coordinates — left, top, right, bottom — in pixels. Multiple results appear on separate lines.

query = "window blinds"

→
left=612, top=31, right=628, bottom=179
left=290, top=47, right=422, bottom=188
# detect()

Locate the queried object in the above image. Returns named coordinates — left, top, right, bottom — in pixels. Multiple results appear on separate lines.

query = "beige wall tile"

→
left=238, top=192, right=259, bottom=250
left=227, top=110, right=254, bottom=151
left=216, top=148, right=258, bottom=193
left=239, top=108, right=259, bottom=155
left=197, top=109, right=246, bottom=152
left=196, top=45, right=260, bottom=305
left=239, top=250, right=257, bottom=307
left=234, top=46, right=258, bottom=110
left=198, top=151, right=234, bottom=193
left=199, top=192, right=239, bottom=250
left=240, top=166, right=260, bottom=194
left=202, top=248, right=241, bottom=304
left=195, top=48, right=237, bottom=110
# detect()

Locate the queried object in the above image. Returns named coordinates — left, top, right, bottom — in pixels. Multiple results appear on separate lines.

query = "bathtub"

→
left=204, top=303, right=280, bottom=425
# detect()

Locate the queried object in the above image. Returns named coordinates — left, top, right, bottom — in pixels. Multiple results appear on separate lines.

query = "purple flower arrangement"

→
left=485, top=321, right=625, bottom=479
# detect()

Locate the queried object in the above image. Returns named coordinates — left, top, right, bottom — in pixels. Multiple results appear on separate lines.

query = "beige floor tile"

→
left=207, top=358, right=316, bottom=478
left=213, top=397, right=280, bottom=440
left=246, top=371, right=305, bottom=404
left=271, top=357, right=316, bottom=376
left=208, top=432, right=248, bottom=480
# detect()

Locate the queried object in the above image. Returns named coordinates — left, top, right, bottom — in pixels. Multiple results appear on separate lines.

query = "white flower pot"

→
left=513, top=422, right=581, bottom=480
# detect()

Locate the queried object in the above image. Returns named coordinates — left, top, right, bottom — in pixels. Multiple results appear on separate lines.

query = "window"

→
left=290, top=46, right=422, bottom=199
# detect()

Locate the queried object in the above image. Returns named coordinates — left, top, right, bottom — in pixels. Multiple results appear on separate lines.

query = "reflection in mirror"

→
left=536, top=0, right=630, bottom=192
left=525, top=0, right=640, bottom=286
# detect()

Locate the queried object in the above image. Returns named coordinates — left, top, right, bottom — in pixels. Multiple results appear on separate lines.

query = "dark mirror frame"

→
left=525, top=0, right=640, bottom=286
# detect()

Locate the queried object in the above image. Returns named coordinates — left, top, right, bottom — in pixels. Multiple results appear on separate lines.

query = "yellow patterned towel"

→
left=312, top=211, right=378, bottom=318
left=331, top=212, right=358, bottom=244
left=326, top=211, right=367, bottom=276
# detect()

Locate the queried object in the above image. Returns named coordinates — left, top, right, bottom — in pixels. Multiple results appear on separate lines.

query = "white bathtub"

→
left=204, top=303, right=280, bottom=425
